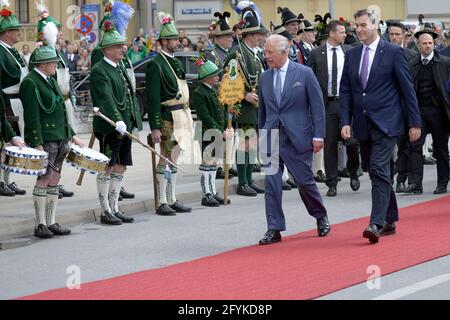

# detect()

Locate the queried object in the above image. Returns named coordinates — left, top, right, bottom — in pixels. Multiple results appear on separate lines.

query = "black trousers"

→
left=396, top=135, right=410, bottom=183
left=409, top=105, right=449, bottom=187
left=324, top=100, right=360, bottom=187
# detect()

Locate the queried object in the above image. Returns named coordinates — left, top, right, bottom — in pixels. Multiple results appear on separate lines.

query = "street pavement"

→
left=0, top=124, right=449, bottom=299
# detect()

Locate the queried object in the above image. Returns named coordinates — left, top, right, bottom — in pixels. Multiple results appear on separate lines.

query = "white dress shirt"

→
left=421, top=51, right=434, bottom=63
left=34, top=67, right=50, bottom=81
left=103, top=56, right=118, bottom=68
left=326, top=42, right=345, bottom=97
left=359, top=36, right=380, bottom=80
left=0, top=40, right=12, bottom=49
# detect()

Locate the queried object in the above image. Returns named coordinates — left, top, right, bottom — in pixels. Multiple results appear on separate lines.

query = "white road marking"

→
left=372, top=273, right=450, bottom=300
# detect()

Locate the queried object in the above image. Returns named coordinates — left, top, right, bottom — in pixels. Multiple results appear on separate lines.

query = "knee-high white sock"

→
left=209, top=165, right=217, bottom=195
left=3, top=170, right=10, bottom=185
left=156, top=164, right=168, bottom=205
left=97, top=174, right=111, bottom=214
left=200, top=164, right=211, bottom=196
left=46, top=185, right=59, bottom=226
left=33, top=186, right=47, bottom=226
left=282, top=165, right=289, bottom=182
left=167, top=172, right=177, bottom=205
left=109, top=173, right=124, bottom=213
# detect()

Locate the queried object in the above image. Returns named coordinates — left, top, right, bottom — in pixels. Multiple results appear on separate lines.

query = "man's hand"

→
left=409, top=127, right=421, bottom=142
left=313, top=140, right=324, bottom=154
left=72, top=136, right=85, bottom=147
left=11, top=137, right=26, bottom=148
left=341, top=125, right=352, bottom=140
left=115, top=121, right=127, bottom=136
left=244, top=92, right=259, bottom=106
left=151, top=129, right=162, bottom=144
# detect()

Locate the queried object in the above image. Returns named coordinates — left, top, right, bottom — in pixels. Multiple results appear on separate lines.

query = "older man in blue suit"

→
left=340, top=9, right=422, bottom=243
left=258, top=34, right=330, bottom=245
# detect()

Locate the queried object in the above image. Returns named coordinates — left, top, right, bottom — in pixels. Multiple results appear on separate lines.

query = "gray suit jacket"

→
left=307, top=43, right=351, bottom=106
left=258, top=61, right=325, bottom=154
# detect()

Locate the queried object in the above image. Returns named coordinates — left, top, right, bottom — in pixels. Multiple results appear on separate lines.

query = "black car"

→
left=133, top=51, right=201, bottom=119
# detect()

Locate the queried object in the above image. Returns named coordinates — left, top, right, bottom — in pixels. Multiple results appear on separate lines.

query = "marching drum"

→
left=1, top=146, right=48, bottom=176
left=66, top=145, right=109, bottom=175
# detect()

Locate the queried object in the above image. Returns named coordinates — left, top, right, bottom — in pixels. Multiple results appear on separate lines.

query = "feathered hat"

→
left=194, top=55, right=221, bottom=80
left=210, top=11, right=233, bottom=36
left=298, top=13, right=315, bottom=34
left=270, top=21, right=292, bottom=40
left=0, top=0, right=20, bottom=33
left=157, top=12, right=178, bottom=40
left=277, top=7, right=300, bottom=26
left=99, top=0, right=133, bottom=48
left=314, top=13, right=332, bottom=42
left=35, top=1, right=60, bottom=46
left=234, top=1, right=264, bottom=34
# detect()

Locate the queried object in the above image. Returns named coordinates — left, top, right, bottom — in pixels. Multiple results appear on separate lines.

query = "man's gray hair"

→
left=266, top=34, right=290, bottom=54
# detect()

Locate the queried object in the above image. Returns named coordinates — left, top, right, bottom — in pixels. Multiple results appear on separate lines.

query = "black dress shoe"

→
left=433, top=185, right=448, bottom=194
left=259, top=229, right=282, bottom=245
left=237, top=184, right=257, bottom=197
left=404, top=184, right=423, bottom=194
left=100, top=212, right=123, bottom=225
left=7, top=182, right=26, bottom=195
left=34, top=224, right=54, bottom=238
left=317, top=217, right=331, bottom=237
left=286, top=178, right=297, bottom=188
left=156, top=204, right=176, bottom=216
left=120, top=187, right=135, bottom=199
left=423, top=156, right=437, bottom=165
left=213, top=193, right=231, bottom=205
left=396, top=182, right=406, bottom=193
left=216, top=167, right=233, bottom=180
left=314, top=170, right=327, bottom=183
left=48, top=223, right=71, bottom=235
left=326, top=186, right=337, bottom=197
left=229, top=168, right=238, bottom=177
left=0, top=182, right=15, bottom=196
left=113, top=210, right=134, bottom=223
left=350, top=176, right=360, bottom=191
left=59, top=185, right=74, bottom=197
left=380, top=222, right=396, bottom=236
left=282, top=181, right=292, bottom=191
left=249, top=183, right=265, bottom=194
left=363, top=224, right=380, bottom=243
left=201, top=194, right=221, bottom=207
left=338, top=168, right=350, bottom=178
left=252, top=164, right=262, bottom=172
left=170, top=201, right=192, bottom=213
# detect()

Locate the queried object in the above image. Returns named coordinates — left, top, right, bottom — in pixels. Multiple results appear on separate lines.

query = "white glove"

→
left=115, top=121, right=127, bottom=136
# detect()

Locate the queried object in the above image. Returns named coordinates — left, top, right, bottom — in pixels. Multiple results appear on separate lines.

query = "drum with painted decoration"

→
left=66, top=145, right=109, bottom=175
left=1, top=146, right=48, bottom=176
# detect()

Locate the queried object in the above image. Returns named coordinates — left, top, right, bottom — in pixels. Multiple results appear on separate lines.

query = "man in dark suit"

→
left=64, top=44, right=78, bottom=72
left=308, top=20, right=360, bottom=197
left=407, top=28, right=450, bottom=195
left=258, top=35, right=330, bottom=245
left=340, top=9, right=422, bottom=243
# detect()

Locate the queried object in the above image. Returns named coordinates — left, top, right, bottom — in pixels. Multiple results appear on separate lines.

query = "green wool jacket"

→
left=193, top=83, right=226, bottom=134
left=223, top=41, right=264, bottom=125
left=0, top=97, right=16, bottom=143
left=19, top=70, right=75, bottom=147
left=90, top=58, right=141, bottom=134
left=146, top=52, right=185, bottom=129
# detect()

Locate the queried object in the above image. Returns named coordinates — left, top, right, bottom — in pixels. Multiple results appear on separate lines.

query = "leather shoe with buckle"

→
left=249, top=183, right=265, bottom=194
left=326, top=186, right=337, bottom=197
left=363, top=224, right=381, bottom=243
left=170, top=201, right=192, bottom=213
left=48, top=223, right=71, bottom=235
left=259, top=229, right=282, bottom=245
left=380, top=222, right=396, bottom=236
left=59, top=185, right=74, bottom=197
left=350, top=176, right=360, bottom=191
left=113, top=210, right=134, bottom=223
left=34, top=224, right=54, bottom=238
left=433, top=185, right=448, bottom=194
left=201, top=193, right=221, bottom=207
left=100, top=211, right=123, bottom=225
left=404, top=184, right=423, bottom=194
left=237, top=184, right=257, bottom=197
left=0, top=182, right=15, bottom=196
left=317, top=217, right=331, bottom=237
left=120, top=187, right=135, bottom=199
left=156, top=204, right=176, bottom=216
left=7, top=182, right=25, bottom=195
left=213, top=193, right=231, bottom=205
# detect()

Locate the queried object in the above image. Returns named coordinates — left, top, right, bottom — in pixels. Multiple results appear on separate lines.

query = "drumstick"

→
left=76, top=133, right=96, bottom=186
left=92, top=107, right=184, bottom=173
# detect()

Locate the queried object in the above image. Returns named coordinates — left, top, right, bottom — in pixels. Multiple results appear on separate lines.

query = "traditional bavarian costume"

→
left=146, top=12, right=193, bottom=216
left=278, top=7, right=301, bottom=63
left=20, top=46, right=76, bottom=238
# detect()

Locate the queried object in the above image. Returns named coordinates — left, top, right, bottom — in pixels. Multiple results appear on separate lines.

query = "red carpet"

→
left=20, top=196, right=450, bottom=300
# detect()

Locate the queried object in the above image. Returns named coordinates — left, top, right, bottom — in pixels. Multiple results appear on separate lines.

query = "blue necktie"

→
left=360, top=46, right=370, bottom=90
left=275, top=69, right=282, bottom=106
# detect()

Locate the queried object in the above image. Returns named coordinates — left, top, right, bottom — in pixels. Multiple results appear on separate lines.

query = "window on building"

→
left=16, top=0, right=29, bottom=24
